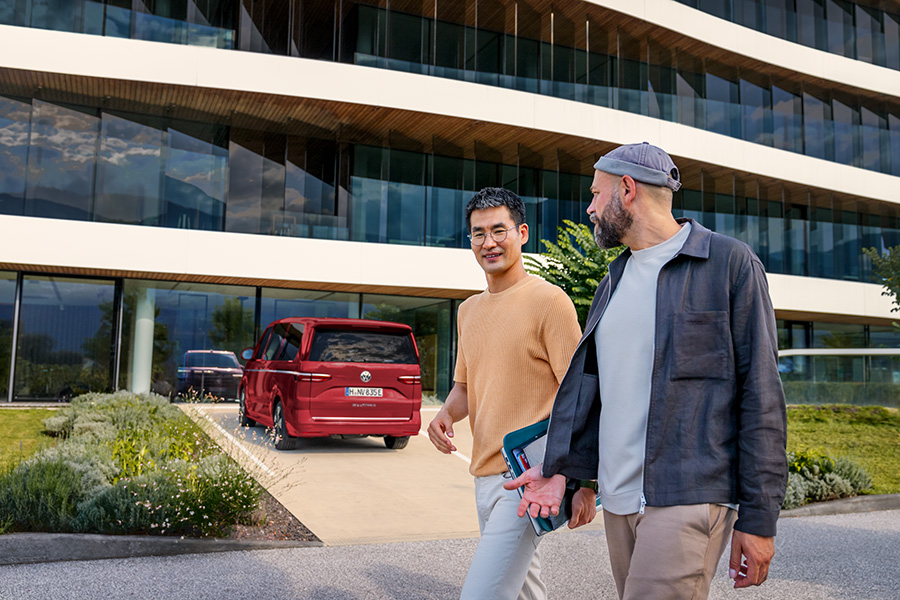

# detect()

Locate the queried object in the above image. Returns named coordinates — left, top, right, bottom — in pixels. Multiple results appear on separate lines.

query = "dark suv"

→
left=239, top=318, right=422, bottom=450
left=177, top=350, right=243, bottom=400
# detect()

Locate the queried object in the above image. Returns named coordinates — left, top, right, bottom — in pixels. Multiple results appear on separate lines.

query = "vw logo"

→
left=360, top=371, right=372, bottom=383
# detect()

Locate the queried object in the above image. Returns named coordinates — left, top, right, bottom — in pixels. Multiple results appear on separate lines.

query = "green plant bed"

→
left=0, top=409, right=57, bottom=471
left=782, top=381, right=900, bottom=408
left=787, top=405, right=900, bottom=495
left=0, top=392, right=261, bottom=537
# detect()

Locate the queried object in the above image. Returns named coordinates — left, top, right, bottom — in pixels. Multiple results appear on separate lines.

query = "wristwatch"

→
left=575, top=479, right=598, bottom=493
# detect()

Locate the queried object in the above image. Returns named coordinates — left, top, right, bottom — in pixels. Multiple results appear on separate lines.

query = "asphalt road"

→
left=2, top=509, right=899, bottom=599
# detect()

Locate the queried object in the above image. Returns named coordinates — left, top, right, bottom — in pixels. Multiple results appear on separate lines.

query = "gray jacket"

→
left=542, top=219, right=788, bottom=537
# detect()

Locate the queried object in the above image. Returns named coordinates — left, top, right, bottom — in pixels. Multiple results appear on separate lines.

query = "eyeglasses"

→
left=468, top=224, right=519, bottom=246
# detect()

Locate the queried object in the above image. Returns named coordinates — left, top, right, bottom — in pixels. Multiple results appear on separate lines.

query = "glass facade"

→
left=0, top=276, right=457, bottom=401
left=4, top=2, right=900, bottom=176
left=679, top=0, right=900, bottom=70
left=778, top=319, right=900, bottom=406
left=0, top=272, right=15, bottom=399
left=13, top=275, right=117, bottom=400
left=0, top=0, right=235, bottom=48
left=3, top=92, right=900, bottom=284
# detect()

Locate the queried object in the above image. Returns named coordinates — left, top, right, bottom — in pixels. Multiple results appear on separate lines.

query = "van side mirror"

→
left=241, top=348, right=254, bottom=361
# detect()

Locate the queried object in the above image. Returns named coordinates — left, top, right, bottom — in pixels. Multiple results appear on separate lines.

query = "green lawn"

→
left=0, top=409, right=57, bottom=471
left=787, top=405, right=900, bottom=494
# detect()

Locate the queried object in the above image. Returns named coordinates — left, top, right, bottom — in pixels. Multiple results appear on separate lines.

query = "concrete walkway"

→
left=181, top=404, right=492, bottom=545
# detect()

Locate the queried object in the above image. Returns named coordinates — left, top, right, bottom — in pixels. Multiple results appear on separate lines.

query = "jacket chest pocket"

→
left=671, top=311, right=729, bottom=380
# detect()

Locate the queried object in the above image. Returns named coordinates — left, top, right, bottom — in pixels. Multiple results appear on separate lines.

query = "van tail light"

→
left=297, top=372, right=332, bottom=382
left=398, top=375, right=421, bottom=385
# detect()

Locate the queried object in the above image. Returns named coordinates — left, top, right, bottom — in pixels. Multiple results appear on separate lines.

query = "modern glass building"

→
left=1, top=0, right=899, bottom=404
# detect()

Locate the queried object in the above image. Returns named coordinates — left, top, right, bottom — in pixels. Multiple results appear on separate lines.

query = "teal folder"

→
left=501, top=419, right=601, bottom=536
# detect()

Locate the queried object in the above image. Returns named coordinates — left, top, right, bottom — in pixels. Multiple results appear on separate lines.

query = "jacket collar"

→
left=609, top=217, right=711, bottom=273
left=675, top=218, right=712, bottom=260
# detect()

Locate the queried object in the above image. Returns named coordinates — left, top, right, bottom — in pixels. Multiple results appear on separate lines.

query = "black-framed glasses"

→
left=468, top=224, right=519, bottom=246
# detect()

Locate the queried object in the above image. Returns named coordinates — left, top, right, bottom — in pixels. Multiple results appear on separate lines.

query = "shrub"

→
left=6, top=391, right=262, bottom=537
left=833, top=457, right=874, bottom=494
left=782, top=473, right=808, bottom=510
left=74, top=471, right=187, bottom=535
left=783, top=448, right=873, bottom=509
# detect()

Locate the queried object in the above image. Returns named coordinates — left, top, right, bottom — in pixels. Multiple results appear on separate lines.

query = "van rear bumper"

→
left=284, top=410, right=421, bottom=438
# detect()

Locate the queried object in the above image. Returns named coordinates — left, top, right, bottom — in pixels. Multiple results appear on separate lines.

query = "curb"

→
left=780, top=493, right=900, bottom=518
left=0, top=533, right=322, bottom=566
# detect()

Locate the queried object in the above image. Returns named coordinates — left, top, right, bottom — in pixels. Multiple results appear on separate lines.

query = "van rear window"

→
left=308, top=329, right=417, bottom=364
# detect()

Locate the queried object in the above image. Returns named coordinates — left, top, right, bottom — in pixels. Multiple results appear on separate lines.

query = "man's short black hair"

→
left=465, top=187, right=527, bottom=231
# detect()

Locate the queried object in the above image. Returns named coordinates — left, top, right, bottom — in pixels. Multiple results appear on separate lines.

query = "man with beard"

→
left=505, top=143, right=788, bottom=600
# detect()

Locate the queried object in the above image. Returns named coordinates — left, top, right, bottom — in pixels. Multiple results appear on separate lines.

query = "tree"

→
left=863, top=246, right=900, bottom=314
left=209, top=297, right=255, bottom=354
left=524, top=219, right=623, bottom=327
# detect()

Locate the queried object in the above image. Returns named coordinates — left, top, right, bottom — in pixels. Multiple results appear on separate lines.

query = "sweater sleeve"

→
left=453, top=301, right=468, bottom=384
left=541, top=290, right=582, bottom=385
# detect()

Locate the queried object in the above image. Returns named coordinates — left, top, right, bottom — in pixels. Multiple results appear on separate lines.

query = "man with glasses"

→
left=505, top=143, right=788, bottom=599
left=427, top=187, right=593, bottom=600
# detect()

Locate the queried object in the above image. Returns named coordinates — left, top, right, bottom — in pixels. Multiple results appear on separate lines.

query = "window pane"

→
left=677, top=53, right=704, bottom=129
left=740, top=74, right=772, bottom=146
left=797, top=0, right=827, bottom=50
left=14, top=276, right=115, bottom=400
left=164, top=121, right=227, bottom=231
left=809, top=196, right=835, bottom=278
left=427, top=154, right=468, bottom=248
left=803, top=88, right=834, bottom=161
left=95, top=111, right=164, bottom=225
left=0, top=95, right=30, bottom=216
left=25, top=100, right=99, bottom=221
left=0, top=271, right=15, bottom=399
left=260, top=288, right=359, bottom=327
left=705, top=62, right=740, bottom=138
left=834, top=201, right=860, bottom=280
left=362, top=293, right=452, bottom=397
left=284, top=137, right=347, bottom=240
left=121, top=280, right=256, bottom=398
left=832, top=96, right=860, bottom=167
left=772, top=85, right=803, bottom=153
left=886, top=13, right=900, bottom=71
left=699, top=0, right=731, bottom=20
left=226, top=129, right=286, bottom=235
left=387, top=148, right=426, bottom=245
left=826, top=0, right=855, bottom=58
left=737, top=0, right=764, bottom=31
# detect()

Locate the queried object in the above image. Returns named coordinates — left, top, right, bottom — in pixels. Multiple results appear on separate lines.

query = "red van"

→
left=238, top=317, right=422, bottom=450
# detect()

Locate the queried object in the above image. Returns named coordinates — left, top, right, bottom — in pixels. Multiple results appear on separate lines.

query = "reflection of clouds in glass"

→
left=31, top=102, right=100, bottom=167
left=100, top=140, right=161, bottom=166
left=0, top=122, right=30, bottom=148
left=167, top=152, right=227, bottom=200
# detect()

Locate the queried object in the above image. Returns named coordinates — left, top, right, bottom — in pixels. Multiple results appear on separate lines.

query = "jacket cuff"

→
left=734, top=506, right=779, bottom=538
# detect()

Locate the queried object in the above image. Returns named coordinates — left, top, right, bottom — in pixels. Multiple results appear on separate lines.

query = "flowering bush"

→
left=0, top=392, right=261, bottom=537
left=781, top=449, right=873, bottom=510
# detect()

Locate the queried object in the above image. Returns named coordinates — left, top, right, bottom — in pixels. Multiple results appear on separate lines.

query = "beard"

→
left=592, top=187, right=632, bottom=249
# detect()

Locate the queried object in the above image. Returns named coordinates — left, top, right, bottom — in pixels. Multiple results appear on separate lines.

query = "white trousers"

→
left=459, top=473, right=546, bottom=600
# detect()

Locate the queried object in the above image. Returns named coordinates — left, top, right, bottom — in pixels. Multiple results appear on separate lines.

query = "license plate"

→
left=345, top=387, right=383, bottom=397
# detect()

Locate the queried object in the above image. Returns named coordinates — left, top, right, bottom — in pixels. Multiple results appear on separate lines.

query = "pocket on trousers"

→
left=671, top=311, right=729, bottom=380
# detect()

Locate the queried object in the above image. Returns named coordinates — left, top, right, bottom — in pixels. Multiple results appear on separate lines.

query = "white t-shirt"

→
left=594, top=222, right=691, bottom=515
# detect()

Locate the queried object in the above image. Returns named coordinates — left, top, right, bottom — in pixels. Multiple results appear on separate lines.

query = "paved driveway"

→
left=183, top=404, right=488, bottom=545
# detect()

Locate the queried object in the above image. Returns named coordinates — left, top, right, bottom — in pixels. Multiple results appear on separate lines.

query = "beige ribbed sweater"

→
left=455, top=275, right=582, bottom=477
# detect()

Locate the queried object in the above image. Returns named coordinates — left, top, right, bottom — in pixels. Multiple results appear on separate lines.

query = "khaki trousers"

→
left=459, top=473, right=545, bottom=600
left=603, top=504, right=737, bottom=600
